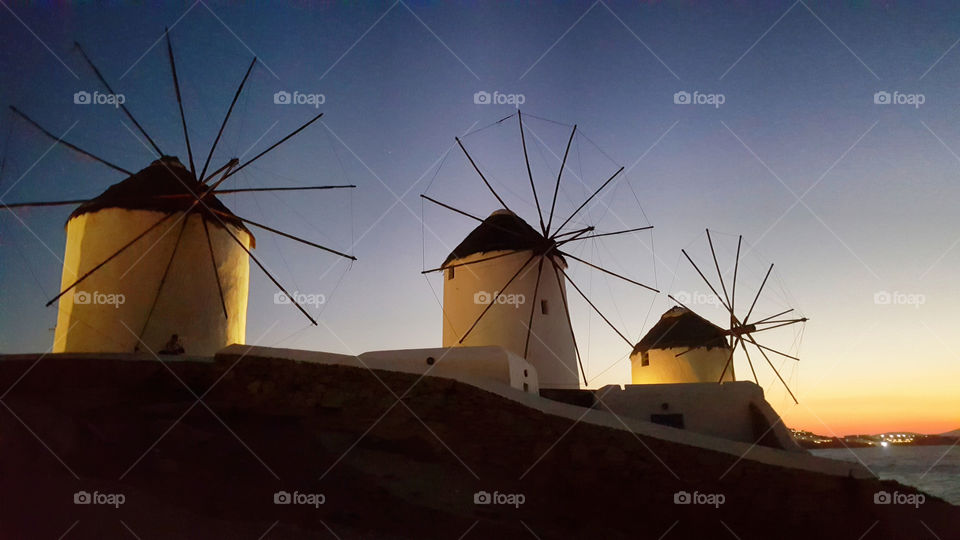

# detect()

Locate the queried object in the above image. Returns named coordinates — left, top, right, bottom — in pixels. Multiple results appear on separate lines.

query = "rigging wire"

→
left=459, top=113, right=516, bottom=139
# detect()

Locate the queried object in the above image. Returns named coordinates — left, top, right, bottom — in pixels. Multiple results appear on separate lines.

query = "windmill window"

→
left=641, top=352, right=650, bottom=366
left=447, top=267, right=454, bottom=280
left=540, top=300, right=548, bottom=315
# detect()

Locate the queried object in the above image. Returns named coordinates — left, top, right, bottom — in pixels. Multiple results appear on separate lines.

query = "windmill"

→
left=651, top=230, right=806, bottom=403
left=420, top=111, right=657, bottom=389
left=1, top=29, right=355, bottom=356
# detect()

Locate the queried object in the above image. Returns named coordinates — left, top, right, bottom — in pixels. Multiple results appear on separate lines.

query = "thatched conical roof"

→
left=70, top=156, right=252, bottom=239
left=443, top=209, right=560, bottom=267
left=633, top=306, right=730, bottom=354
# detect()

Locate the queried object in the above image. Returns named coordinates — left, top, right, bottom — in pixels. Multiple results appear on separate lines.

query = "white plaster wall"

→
left=220, top=345, right=862, bottom=478
left=53, top=208, right=250, bottom=355
left=597, top=381, right=802, bottom=451
left=630, top=346, right=735, bottom=384
left=218, top=344, right=539, bottom=394
left=441, top=250, right=579, bottom=389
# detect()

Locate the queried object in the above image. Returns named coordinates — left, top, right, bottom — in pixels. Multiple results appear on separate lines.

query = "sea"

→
left=812, top=445, right=960, bottom=505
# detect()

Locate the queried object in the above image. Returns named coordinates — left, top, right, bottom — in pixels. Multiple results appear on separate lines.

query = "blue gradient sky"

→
left=2, top=1, right=959, bottom=434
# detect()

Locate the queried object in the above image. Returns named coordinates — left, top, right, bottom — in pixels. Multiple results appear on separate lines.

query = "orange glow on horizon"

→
left=777, top=393, right=960, bottom=437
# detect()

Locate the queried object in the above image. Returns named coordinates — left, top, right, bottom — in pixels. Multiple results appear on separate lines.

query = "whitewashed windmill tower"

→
left=422, top=111, right=658, bottom=389
left=632, top=230, right=807, bottom=403
left=53, top=156, right=255, bottom=354
left=4, top=30, right=355, bottom=356
left=439, top=209, right=578, bottom=387
left=631, top=306, right=735, bottom=384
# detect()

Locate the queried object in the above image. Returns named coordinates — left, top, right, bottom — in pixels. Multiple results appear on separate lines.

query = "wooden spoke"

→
left=421, top=250, right=518, bottom=274
left=165, top=28, right=195, bottom=175
left=518, top=110, right=545, bottom=234
left=555, top=264, right=633, bottom=348
left=746, top=334, right=798, bottom=404
left=200, top=57, right=256, bottom=182
left=210, top=209, right=356, bottom=261
left=3, top=199, right=89, bottom=209
left=739, top=335, right=759, bottom=384
left=549, top=259, right=588, bottom=386
left=545, top=124, right=576, bottom=235
left=557, top=225, right=652, bottom=243
left=202, top=217, right=229, bottom=319
left=420, top=194, right=483, bottom=222
left=523, top=256, right=546, bottom=359
left=706, top=229, right=731, bottom=309
left=74, top=41, right=163, bottom=157
left=2, top=185, right=351, bottom=210
left=754, top=317, right=807, bottom=325
left=747, top=318, right=807, bottom=334
left=223, top=111, right=324, bottom=181
left=176, top=160, right=319, bottom=326
left=731, top=235, right=742, bottom=313
left=744, top=263, right=774, bottom=324
left=10, top=106, right=132, bottom=176
left=560, top=251, right=659, bottom=293
left=455, top=136, right=512, bottom=213
left=420, top=194, right=535, bottom=242
left=750, top=340, right=800, bottom=362
left=553, top=226, right=594, bottom=240
left=681, top=248, right=733, bottom=314
left=752, top=308, right=793, bottom=325
left=212, top=211, right=318, bottom=326
left=551, top=165, right=624, bottom=238
left=212, top=185, right=355, bottom=194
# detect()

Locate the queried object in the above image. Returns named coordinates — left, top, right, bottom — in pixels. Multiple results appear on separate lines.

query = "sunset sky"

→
left=1, top=1, right=958, bottom=436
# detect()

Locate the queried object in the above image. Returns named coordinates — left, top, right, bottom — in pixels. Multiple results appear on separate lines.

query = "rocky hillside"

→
left=0, top=354, right=956, bottom=538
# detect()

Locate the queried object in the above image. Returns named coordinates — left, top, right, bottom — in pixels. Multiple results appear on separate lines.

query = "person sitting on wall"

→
left=160, top=334, right=185, bottom=355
